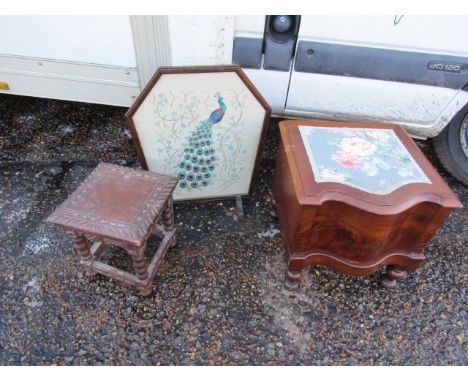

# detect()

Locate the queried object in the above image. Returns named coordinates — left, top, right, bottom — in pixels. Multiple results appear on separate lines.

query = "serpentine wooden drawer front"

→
left=272, top=120, right=462, bottom=290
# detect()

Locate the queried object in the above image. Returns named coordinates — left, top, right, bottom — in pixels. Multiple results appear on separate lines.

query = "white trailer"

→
left=0, top=15, right=467, bottom=183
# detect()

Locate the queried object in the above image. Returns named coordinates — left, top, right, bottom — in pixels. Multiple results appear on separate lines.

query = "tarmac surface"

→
left=0, top=94, right=466, bottom=365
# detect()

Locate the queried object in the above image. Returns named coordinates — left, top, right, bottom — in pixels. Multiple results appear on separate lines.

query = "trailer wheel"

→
left=433, top=104, right=468, bottom=185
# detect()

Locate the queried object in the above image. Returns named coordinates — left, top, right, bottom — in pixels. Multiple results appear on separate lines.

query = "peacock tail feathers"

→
left=176, top=94, right=226, bottom=190
left=177, top=119, right=217, bottom=190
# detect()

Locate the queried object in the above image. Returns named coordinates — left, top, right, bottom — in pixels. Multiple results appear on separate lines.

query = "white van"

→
left=1, top=15, right=467, bottom=184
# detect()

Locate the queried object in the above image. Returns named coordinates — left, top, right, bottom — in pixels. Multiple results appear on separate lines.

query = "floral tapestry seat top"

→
left=299, top=126, right=431, bottom=195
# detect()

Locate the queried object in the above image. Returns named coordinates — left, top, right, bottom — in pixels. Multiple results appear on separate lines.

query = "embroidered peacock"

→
left=177, top=93, right=227, bottom=190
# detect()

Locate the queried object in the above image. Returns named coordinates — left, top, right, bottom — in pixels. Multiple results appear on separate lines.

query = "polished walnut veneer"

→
left=272, top=120, right=463, bottom=290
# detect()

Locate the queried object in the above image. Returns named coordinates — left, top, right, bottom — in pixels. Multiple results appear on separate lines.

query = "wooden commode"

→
left=272, top=120, right=462, bottom=290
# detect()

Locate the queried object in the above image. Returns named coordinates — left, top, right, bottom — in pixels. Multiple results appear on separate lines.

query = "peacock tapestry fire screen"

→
left=126, top=67, right=270, bottom=201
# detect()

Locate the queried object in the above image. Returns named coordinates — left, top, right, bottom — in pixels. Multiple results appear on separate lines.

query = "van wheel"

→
left=433, top=104, right=468, bottom=185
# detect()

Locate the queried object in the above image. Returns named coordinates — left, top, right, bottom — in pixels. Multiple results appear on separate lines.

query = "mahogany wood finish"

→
left=272, top=120, right=462, bottom=290
left=46, top=163, right=178, bottom=296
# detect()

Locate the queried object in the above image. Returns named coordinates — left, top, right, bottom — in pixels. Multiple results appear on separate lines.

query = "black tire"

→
left=433, top=103, right=468, bottom=185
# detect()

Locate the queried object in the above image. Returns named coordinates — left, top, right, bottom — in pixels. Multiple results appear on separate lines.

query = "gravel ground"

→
left=0, top=94, right=466, bottom=365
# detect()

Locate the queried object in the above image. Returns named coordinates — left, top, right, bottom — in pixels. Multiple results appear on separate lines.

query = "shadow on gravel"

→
left=0, top=94, right=466, bottom=365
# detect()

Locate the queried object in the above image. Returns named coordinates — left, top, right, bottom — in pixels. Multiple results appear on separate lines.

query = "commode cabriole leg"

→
left=382, top=265, right=408, bottom=289
left=284, top=260, right=303, bottom=291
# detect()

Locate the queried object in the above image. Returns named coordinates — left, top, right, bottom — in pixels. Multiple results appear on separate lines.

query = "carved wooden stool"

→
left=46, top=163, right=178, bottom=296
left=272, top=120, right=462, bottom=290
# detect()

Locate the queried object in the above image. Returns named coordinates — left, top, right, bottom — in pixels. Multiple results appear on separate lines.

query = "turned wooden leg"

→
left=162, top=197, right=177, bottom=248
left=66, top=231, right=97, bottom=275
left=284, top=265, right=302, bottom=291
left=138, top=284, right=153, bottom=297
left=162, top=197, right=175, bottom=230
left=127, top=245, right=151, bottom=296
left=382, top=265, right=408, bottom=289
left=128, top=244, right=149, bottom=280
left=269, top=190, right=278, bottom=218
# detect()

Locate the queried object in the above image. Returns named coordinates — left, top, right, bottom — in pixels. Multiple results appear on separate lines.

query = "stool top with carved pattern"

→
left=46, top=163, right=178, bottom=245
